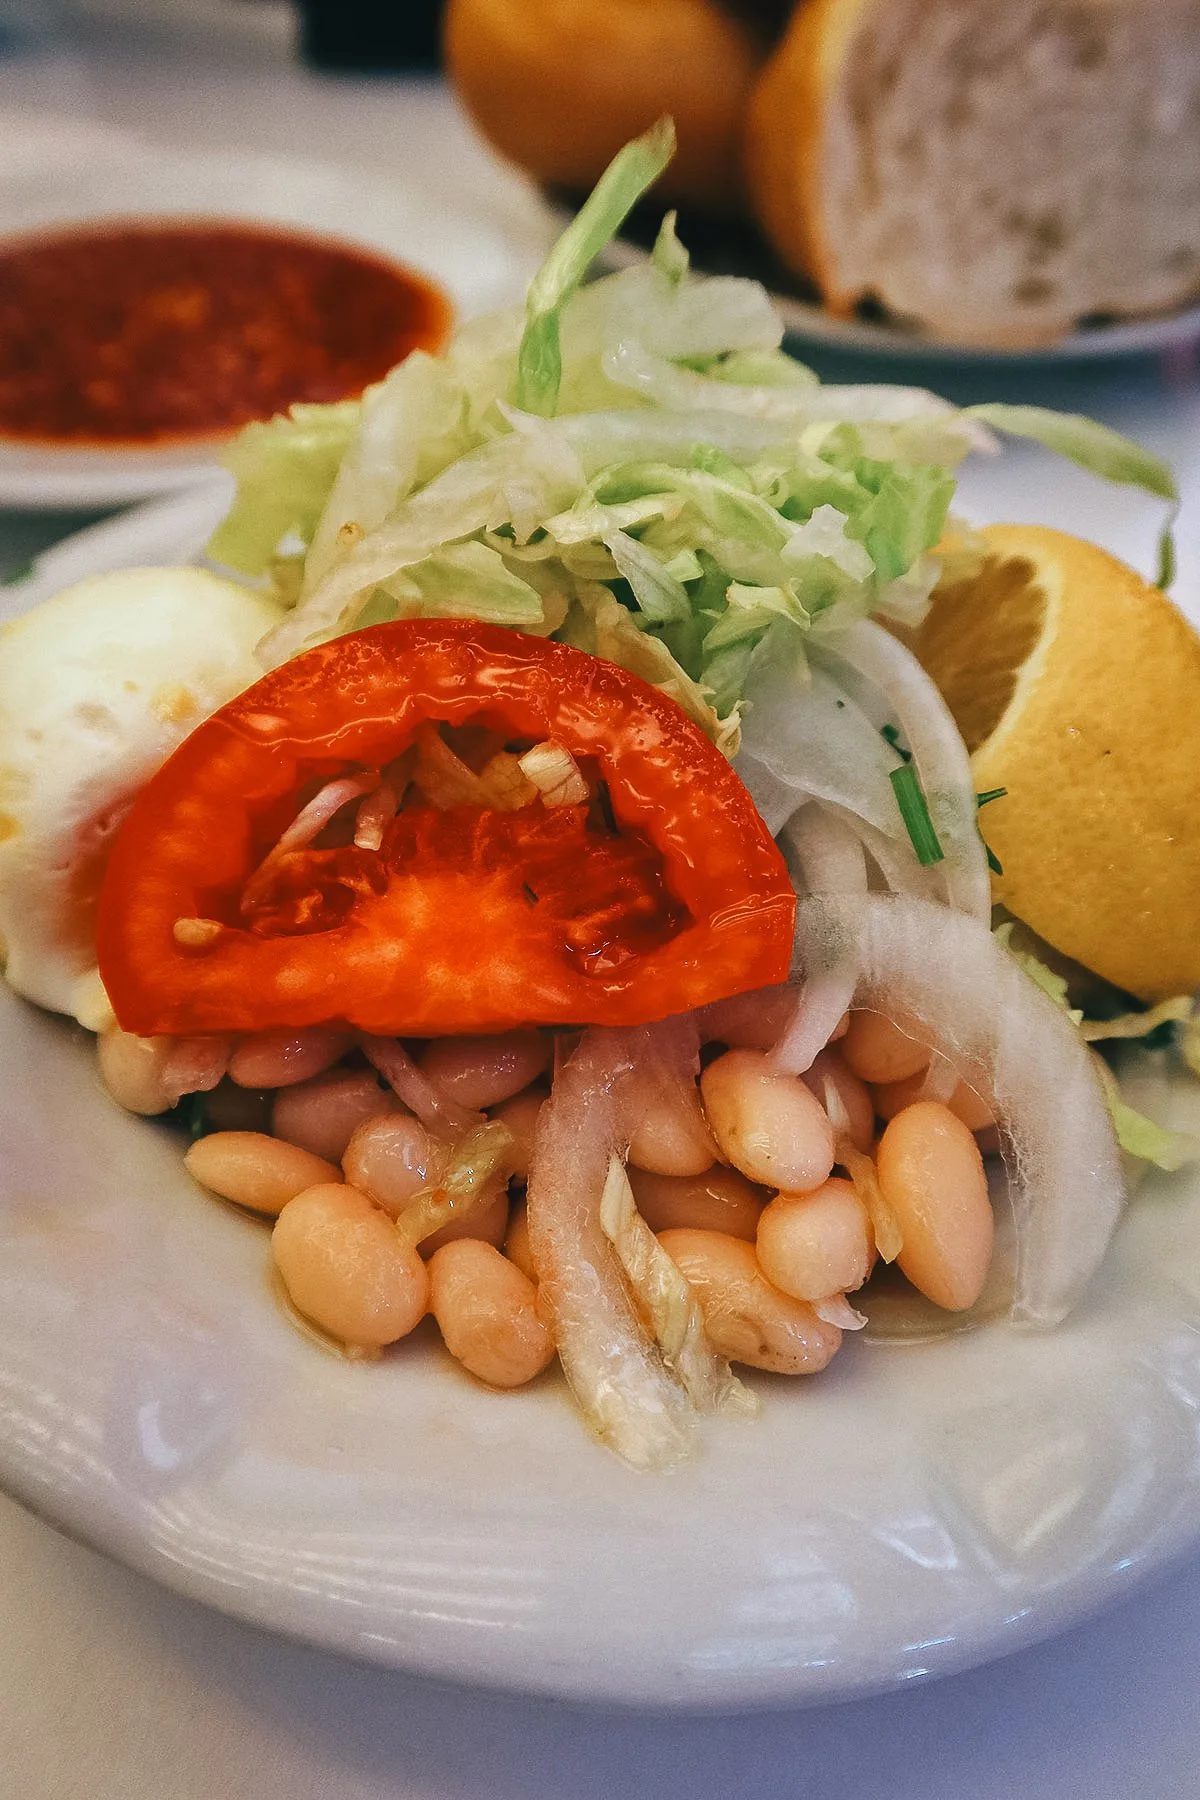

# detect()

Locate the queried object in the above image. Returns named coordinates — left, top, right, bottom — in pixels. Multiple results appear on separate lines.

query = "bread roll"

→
left=745, top=0, right=1200, bottom=346
left=445, top=0, right=770, bottom=212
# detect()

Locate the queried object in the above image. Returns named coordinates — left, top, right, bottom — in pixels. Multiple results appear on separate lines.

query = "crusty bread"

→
left=445, top=0, right=770, bottom=213
left=745, top=0, right=1200, bottom=345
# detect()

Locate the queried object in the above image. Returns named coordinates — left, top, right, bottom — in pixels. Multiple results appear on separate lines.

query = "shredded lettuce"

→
left=993, top=925, right=1200, bottom=1169
left=392, top=1120, right=517, bottom=1250
left=1080, top=996, right=1195, bottom=1044
left=208, top=401, right=360, bottom=576
left=383, top=540, right=545, bottom=626
left=964, top=404, right=1178, bottom=505
left=598, top=1156, right=756, bottom=1417
left=516, top=118, right=676, bottom=417
left=1092, top=1057, right=1200, bottom=1173
left=993, top=922, right=1084, bottom=1022
left=207, top=129, right=1180, bottom=797
left=965, top=403, right=1179, bottom=588
left=651, top=210, right=689, bottom=288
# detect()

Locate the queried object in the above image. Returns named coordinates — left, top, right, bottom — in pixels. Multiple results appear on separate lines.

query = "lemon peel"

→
left=915, top=525, right=1200, bottom=1002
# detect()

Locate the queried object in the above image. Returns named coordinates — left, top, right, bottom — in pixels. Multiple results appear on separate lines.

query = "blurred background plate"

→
left=0, top=132, right=556, bottom=509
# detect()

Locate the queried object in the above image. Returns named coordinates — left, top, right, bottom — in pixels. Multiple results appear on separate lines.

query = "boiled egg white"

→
left=0, top=566, right=283, bottom=1029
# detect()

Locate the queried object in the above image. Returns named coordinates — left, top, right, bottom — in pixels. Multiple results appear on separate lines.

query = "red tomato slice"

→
left=96, top=620, right=795, bottom=1036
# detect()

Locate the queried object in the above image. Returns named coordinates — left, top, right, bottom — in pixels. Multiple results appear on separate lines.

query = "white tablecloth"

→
left=2, top=21, right=1199, bottom=1798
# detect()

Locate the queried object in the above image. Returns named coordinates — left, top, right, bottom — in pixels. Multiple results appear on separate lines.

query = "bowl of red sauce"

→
left=0, top=140, right=556, bottom=509
left=0, top=218, right=452, bottom=450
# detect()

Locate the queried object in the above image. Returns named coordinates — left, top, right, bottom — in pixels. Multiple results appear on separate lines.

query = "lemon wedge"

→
left=913, top=524, right=1200, bottom=1002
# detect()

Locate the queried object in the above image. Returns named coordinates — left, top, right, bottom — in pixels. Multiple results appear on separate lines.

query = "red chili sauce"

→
left=0, top=221, right=452, bottom=446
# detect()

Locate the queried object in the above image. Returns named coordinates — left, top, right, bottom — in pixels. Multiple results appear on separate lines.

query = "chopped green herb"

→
left=976, top=787, right=1007, bottom=808
left=881, top=723, right=912, bottom=763
left=522, top=882, right=539, bottom=906
left=171, top=1091, right=211, bottom=1141
left=985, top=844, right=1004, bottom=876
left=889, top=763, right=944, bottom=866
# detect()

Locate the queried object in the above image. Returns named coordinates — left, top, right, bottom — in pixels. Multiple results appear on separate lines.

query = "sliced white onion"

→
left=736, top=659, right=906, bottom=841
left=812, top=622, right=991, bottom=921
left=768, top=814, right=864, bottom=1076
left=768, top=968, right=858, bottom=1079
left=813, top=1295, right=868, bottom=1331
left=268, top=774, right=377, bottom=859
left=823, top=803, right=943, bottom=904
left=354, top=781, right=399, bottom=851
left=526, top=1024, right=695, bottom=1471
left=360, top=1036, right=481, bottom=1138
left=517, top=740, right=589, bottom=808
left=791, top=894, right=1125, bottom=1325
left=241, top=773, right=378, bottom=914
left=781, top=802, right=868, bottom=900
left=392, top=1120, right=516, bottom=1250
left=837, top=1139, right=903, bottom=1264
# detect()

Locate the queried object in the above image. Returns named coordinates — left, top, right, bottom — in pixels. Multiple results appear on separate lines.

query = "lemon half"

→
left=913, top=525, right=1200, bottom=1002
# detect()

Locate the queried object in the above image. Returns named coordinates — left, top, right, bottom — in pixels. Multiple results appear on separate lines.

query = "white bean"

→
left=876, top=1102, right=993, bottom=1311
left=420, top=1184, right=510, bottom=1257
left=627, top=1083, right=717, bottom=1177
left=229, top=1027, right=353, bottom=1089
left=840, top=1011, right=929, bottom=1085
left=272, top=1067, right=396, bottom=1162
left=626, top=1164, right=767, bottom=1241
left=185, top=1132, right=341, bottom=1217
left=871, top=1070, right=994, bottom=1133
left=659, top=1229, right=843, bottom=1374
left=342, top=1112, right=440, bottom=1218
left=503, top=1201, right=536, bottom=1282
left=756, top=1179, right=874, bottom=1302
left=419, top=1031, right=551, bottom=1110
left=699, top=1048, right=835, bottom=1192
left=97, top=1029, right=180, bottom=1115
left=428, top=1239, right=555, bottom=1387
left=98, top=1028, right=227, bottom=1115
left=703, top=986, right=801, bottom=1051
left=272, top=1183, right=429, bottom=1349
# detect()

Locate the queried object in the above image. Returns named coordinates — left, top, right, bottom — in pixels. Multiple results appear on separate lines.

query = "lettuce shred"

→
left=206, top=123, right=1172, bottom=752
left=994, top=926, right=1200, bottom=1172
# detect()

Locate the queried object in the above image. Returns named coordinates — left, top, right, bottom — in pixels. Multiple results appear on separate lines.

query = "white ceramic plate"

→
left=0, top=132, right=555, bottom=510
left=3, top=497, right=1200, bottom=1708
left=600, top=229, right=1200, bottom=365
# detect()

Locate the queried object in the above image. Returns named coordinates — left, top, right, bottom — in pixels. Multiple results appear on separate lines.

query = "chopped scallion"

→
left=880, top=723, right=912, bottom=763
left=889, top=764, right=944, bottom=866
left=171, top=1091, right=211, bottom=1141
